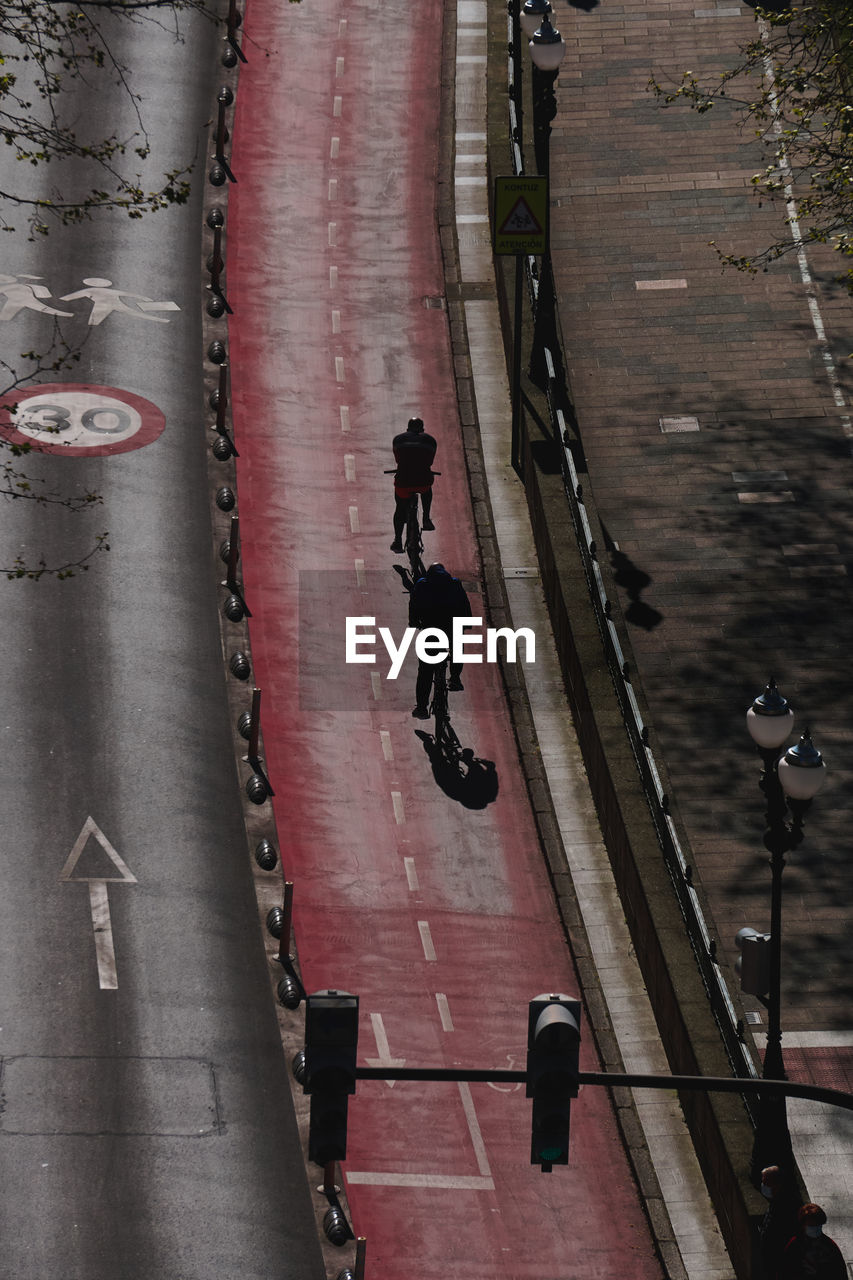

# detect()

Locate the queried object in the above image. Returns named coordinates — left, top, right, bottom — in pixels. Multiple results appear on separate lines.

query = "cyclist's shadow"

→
left=414, top=730, right=499, bottom=809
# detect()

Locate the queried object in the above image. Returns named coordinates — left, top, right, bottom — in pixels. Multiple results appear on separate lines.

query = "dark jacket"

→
left=409, top=568, right=471, bottom=634
left=393, top=429, right=437, bottom=486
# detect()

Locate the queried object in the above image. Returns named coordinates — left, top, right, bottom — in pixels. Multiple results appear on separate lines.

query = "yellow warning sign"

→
left=493, top=176, right=548, bottom=255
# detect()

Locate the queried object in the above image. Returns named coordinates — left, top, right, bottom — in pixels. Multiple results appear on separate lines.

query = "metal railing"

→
left=504, top=14, right=759, bottom=1098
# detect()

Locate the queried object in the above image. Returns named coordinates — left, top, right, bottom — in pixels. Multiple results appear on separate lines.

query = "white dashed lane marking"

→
left=418, top=920, right=436, bottom=961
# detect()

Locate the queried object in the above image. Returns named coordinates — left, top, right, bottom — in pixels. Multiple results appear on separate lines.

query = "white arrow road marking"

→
left=60, top=816, right=137, bottom=883
left=60, top=817, right=137, bottom=990
left=365, top=1013, right=406, bottom=1087
left=87, top=881, right=119, bottom=990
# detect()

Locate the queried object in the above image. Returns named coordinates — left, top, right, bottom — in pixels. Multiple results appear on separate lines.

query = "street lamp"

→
left=521, top=0, right=552, bottom=38
left=744, top=677, right=827, bottom=1180
left=528, top=16, right=565, bottom=180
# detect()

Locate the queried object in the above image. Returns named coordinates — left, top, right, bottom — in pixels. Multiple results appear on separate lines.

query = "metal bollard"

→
left=277, top=974, right=301, bottom=1009
left=278, top=881, right=294, bottom=963
left=323, top=1206, right=349, bottom=1247
left=223, top=593, right=245, bottom=622
left=215, top=86, right=233, bottom=161
left=215, top=364, right=228, bottom=432
left=255, top=838, right=277, bottom=870
left=229, top=651, right=251, bottom=681
left=245, top=773, right=268, bottom=804
left=225, top=515, right=240, bottom=589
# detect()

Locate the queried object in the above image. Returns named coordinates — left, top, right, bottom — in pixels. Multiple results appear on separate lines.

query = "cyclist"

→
left=390, top=416, right=437, bottom=553
left=409, top=563, right=471, bottom=718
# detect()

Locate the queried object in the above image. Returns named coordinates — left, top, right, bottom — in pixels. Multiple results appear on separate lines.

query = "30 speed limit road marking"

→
left=0, top=383, right=166, bottom=457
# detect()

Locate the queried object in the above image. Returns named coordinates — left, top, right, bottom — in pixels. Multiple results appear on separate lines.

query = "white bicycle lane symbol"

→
left=0, top=384, right=166, bottom=457
left=488, top=1054, right=525, bottom=1093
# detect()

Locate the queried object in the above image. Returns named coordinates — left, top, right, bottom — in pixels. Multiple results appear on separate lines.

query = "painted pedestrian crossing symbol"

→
left=499, top=198, right=543, bottom=237
left=493, top=176, right=548, bottom=255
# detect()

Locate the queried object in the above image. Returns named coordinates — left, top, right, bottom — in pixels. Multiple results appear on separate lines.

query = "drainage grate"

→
left=422, top=295, right=446, bottom=310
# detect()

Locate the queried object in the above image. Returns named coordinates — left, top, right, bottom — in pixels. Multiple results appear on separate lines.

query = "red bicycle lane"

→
left=227, top=0, right=666, bottom=1275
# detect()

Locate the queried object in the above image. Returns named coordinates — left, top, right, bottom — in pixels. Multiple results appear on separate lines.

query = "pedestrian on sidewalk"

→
left=390, top=416, right=437, bottom=552
left=409, top=563, right=471, bottom=718
left=758, top=1165, right=801, bottom=1280
left=779, top=1203, right=847, bottom=1280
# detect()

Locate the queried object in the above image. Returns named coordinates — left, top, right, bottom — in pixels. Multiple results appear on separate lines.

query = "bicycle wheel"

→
left=431, top=662, right=451, bottom=748
left=405, top=495, right=422, bottom=573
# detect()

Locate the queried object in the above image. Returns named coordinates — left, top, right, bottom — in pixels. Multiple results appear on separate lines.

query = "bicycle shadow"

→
left=414, top=730, right=499, bottom=809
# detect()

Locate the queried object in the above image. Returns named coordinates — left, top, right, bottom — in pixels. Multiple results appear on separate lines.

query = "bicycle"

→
left=430, top=657, right=462, bottom=763
left=385, top=469, right=440, bottom=581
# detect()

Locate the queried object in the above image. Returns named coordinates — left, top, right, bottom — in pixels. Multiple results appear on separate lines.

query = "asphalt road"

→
left=0, top=7, right=323, bottom=1278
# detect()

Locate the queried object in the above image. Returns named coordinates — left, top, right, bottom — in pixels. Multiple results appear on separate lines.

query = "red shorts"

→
left=394, top=482, right=432, bottom=499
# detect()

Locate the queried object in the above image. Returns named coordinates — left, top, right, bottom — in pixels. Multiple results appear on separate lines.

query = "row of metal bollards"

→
left=201, top=16, right=366, bottom=1274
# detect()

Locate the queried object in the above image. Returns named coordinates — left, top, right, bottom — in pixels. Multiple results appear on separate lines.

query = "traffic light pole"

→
left=355, top=1065, right=853, bottom=1114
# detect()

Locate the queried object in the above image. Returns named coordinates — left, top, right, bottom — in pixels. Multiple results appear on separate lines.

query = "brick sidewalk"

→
left=545, top=0, right=853, bottom=1251
left=549, top=0, right=853, bottom=1045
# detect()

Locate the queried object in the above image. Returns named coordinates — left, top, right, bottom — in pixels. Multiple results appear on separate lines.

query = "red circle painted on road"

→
left=0, top=383, right=166, bottom=457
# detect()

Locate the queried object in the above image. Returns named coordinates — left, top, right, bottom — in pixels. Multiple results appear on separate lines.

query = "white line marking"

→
left=380, top=729, right=393, bottom=761
left=346, top=1172, right=494, bottom=1190
left=330, top=265, right=338, bottom=288
left=333, top=95, right=343, bottom=117
left=355, top=558, right=366, bottom=587
left=338, top=18, right=347, bottom=36
left=436, top=992, right=454, bottom=1030
left=331, top=136, right=340, bottom=159
left=328, top=178, right=338, bottom=201
left=344, top=452, right=355, bottom=481
left=328, top=222, right=337, bottom=246
left=456, top=132, right=487, bottom=141
left=418, top=920, right=436, bottom=961
left=365, top=1012, right=406, bottom=1085
left=336, top=56, right=345, bottom=77
left=371, top=671, right=382, bottom=700
left=391, top=790, right=405, bottom=824
left=88, top=881, right=118, bottom=990
left=335, top=356, right=345, bottom=382
left=458, top=1082, right=492, bottom=1177
left=340, top=404, right=350, bottom=432
left=404, top=856, right=419, bottom=890
left=332, top=309, right=342, bottom=334
left=349, top=505, right=360, bottom=533
left=758, top=16, right=853, bottom=440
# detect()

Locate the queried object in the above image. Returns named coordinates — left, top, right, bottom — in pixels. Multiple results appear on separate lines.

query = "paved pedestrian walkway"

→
left=453, top=3, right=733, bottom=1275
left=540, top=0, right=853, bottom=1263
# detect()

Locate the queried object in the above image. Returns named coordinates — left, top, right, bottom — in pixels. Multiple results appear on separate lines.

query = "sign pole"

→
left=511, top=254, right=523, bottom=478
left=493, top=176, right=548, bottom=478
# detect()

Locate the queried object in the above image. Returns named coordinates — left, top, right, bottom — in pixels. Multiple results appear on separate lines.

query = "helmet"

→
left=426, top=562, right=448, bottom=577
left=407, top=417, right=424, bottom=433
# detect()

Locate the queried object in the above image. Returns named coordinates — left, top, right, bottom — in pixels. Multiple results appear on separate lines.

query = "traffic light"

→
left=303, top=989, right=360, bottom=1166
left=527, top=993, right=581, bottom=1171
left=734, top=927, right=771, bottom=998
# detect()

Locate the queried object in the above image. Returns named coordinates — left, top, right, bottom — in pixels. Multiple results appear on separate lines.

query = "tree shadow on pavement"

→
left=414, top=731, right=499, bottom=809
